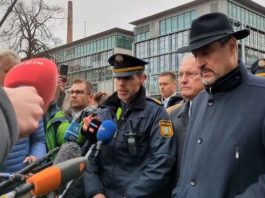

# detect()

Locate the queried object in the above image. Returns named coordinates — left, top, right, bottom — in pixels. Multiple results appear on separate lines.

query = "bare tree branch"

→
left=0, top=0, right=64, bottom=58
left=0, top=0, right=19, bottom=28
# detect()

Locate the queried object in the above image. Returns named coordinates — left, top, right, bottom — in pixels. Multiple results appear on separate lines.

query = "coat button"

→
left=190, top=179, right=196, bottom=186
left=197, top=138, right=203, bottom=144
left=208, top=100, right=214, bottom=106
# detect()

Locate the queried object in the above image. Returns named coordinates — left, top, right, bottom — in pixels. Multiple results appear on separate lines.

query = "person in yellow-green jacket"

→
left=44, top=77, right=96, bottom=152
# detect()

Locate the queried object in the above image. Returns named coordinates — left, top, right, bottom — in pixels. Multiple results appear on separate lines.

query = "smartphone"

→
left=60, top=64, right=68, bottom=82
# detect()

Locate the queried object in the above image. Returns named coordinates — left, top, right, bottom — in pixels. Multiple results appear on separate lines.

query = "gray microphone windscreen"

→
left=53, top=142, right=81, bottom=164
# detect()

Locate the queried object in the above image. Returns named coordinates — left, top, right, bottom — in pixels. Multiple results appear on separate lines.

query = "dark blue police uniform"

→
left=83, top=53, right=176, bottom=198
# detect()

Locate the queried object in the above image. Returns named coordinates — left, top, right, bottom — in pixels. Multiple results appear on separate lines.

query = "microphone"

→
left=17, top=157, right=88, bottom=197
left=93, top=120, right=117, bottom=158
left=59, top=120, right=117, bottom=198
left=97, top=120, right=117, bottom=143
left=53, top=142, right=81, bottom=165
left=0, top=147, right=59, bottom=190
left=64, top=111, right=99, bottom=142
left=63, top=120, right=81, bottom=142
left=81, top=118, right=102, bottom=143
left=0, top=173, right=25, bottom=181
left=3, top=58, right=58, bottom=110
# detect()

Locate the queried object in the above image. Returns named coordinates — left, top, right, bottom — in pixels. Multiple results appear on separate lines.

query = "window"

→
left=160, top=56, right=164, bottom=73
left=166, top=18, right=172, bottom=34
left=150, top=39, right=158, bottom=56
left=160, top=20, right=166, bottom=35
left=165, top=36, right=170, bottom=53
left=177, top=32, right=183, bottom=49
left=172, top=34, right=176, bottom=52
left=164, top=54, right=170, bottom=71
left=172, top=16, right=178, bottom=32
left=184, top=12, right=191, bottom=29
left=159, top=37, right=165, bottom=54
left=171, top=53, right=178, bottom=71
left=178, top=14, right=184, bottom=31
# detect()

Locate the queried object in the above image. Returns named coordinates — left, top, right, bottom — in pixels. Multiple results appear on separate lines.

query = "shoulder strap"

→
left=146, top=96, right=163, bottom=106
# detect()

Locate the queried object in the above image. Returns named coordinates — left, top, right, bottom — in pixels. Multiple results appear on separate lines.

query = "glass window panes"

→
left=166, top=18, right=172, bottom=34
left=160, top=20, right=166, bottom=35
left=184, top=12, right=191, bottom=29
left=172, top=16, right=178, bottom=32
left=178, top=14, right=184, bottom=31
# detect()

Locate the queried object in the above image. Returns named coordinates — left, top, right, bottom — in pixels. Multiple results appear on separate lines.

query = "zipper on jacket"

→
left=235, top=146, right=240, bottom=160
left=234, top=145, right=242, bottom=190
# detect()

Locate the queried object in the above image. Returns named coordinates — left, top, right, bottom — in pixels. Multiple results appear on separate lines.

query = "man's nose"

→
left=195, top=55, right=206, bottom=67
left=179, top=75, right=188, bottom=84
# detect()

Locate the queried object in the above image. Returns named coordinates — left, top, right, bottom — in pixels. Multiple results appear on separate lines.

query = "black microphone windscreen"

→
left=81, top=119, right=101, bottom=143
left=53, top=142, right=81, bottom=165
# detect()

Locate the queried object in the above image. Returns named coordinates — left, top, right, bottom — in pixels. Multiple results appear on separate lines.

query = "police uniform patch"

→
left=159, top=120, right=173, bottom=138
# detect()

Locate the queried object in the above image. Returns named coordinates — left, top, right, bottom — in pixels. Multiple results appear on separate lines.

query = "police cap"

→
left=108, top=53, right=148, bottom=77
left=250, top=59, right=265, bottom=77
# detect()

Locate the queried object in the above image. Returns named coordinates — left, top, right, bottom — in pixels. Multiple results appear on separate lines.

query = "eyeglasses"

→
left=69, top=90, right=89, bottom=95
left=178, top=71, right=200, bottom=79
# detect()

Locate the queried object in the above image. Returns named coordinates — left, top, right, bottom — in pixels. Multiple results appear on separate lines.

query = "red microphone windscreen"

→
left=3, top=58, right=58, bottom=110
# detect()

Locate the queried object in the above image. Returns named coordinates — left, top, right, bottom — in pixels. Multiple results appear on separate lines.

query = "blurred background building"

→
left=39, top=28, right=133, bottom=93
left=40, top=0, right=265, bottom=96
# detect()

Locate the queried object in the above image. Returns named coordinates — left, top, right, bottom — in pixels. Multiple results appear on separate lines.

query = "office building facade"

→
left=39, top=28, right=133, bottom=93
left=131, top=0, right=265, bottom=96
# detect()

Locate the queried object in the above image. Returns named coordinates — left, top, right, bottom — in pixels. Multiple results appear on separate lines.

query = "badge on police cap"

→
left=258, top=59, right=265, bottom=68
left=115, top=54, right=124, bottom=63
left=159, top=120, right=173, bottom=138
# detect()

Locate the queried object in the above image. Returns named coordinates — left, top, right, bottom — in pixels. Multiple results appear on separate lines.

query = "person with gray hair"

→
left=168, top=53, right=204, bottom=183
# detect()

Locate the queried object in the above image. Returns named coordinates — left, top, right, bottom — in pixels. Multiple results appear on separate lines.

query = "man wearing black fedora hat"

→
left=83, top=53, right=176, bottom=198
left=172, top=12, right=265, bottom=198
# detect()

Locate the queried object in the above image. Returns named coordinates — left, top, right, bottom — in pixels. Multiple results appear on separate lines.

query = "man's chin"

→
left=202, top=77, right=216, bottom=86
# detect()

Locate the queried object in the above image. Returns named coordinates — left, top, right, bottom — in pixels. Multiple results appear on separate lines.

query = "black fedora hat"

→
left=177, top=12, right=250, bottom=53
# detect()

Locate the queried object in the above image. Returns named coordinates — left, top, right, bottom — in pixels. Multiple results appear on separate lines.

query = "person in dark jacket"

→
left=168, top=53, right=204, bottom=181
left=172, top=12, right=265, bottom=198
left=83, top=53, right=176, bottom=198
left=159, top=71, right=183, bottom=108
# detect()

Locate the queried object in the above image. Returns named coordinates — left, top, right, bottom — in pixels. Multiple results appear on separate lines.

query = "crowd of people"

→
left=1, top=12, right=265, bottom=198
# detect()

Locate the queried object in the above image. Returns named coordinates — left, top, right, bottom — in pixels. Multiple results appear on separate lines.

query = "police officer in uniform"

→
left=83, top=53, right=176, bottom=198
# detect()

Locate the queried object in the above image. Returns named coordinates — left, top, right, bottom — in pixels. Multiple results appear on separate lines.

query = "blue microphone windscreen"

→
left=96, top=120, right=117, bottom=143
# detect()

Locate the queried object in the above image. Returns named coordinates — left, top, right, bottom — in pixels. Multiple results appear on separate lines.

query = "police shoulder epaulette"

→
left=166, top=101, right=184, bottom=114
left=146, top=96, right=162, bottom=105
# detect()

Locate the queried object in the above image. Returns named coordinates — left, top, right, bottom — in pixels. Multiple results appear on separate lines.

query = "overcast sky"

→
left=52, top=0, right=264, bottom=45
left=1, top=0, right=264, bottom=47
left=52, top=0, right=191, bottom=44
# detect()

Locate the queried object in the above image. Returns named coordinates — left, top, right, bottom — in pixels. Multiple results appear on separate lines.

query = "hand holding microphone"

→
left=82, top=115, right=101, bottom=143
left=3, top=87, right=44, bottom=137
left=64, top=111, right=99, bottom=143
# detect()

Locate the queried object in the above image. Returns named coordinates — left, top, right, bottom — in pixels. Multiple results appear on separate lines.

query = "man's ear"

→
left=141, top=73, right=147, bottom=84
left=229, top=37, right=237, bottom=52
left=88, top=93, right=94, bottom=103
